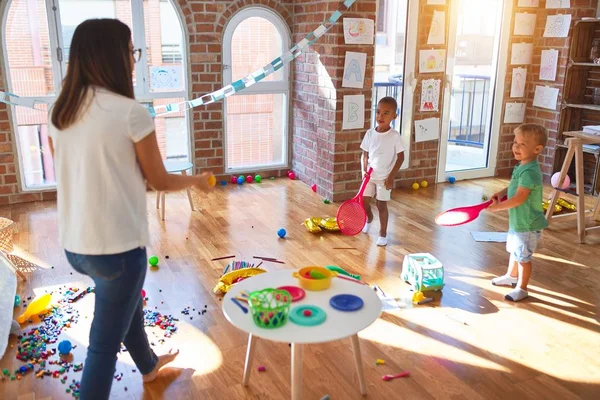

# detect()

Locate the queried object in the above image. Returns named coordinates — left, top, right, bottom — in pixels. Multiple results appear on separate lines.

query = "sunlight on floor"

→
left=534, top=252, right=588, bottom=268
left=360, top=318, right=509, bottom=372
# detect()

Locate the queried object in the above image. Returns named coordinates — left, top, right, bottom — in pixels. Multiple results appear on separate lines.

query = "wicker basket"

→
left=0, top=217, right=15, bottom=253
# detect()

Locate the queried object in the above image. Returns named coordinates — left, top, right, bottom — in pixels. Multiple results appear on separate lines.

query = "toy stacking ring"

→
left=289, top=305, right=327, bottom=326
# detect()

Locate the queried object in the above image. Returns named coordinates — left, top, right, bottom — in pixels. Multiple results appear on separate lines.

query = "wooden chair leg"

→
left=575, top=141, right=586, bottom=243
left=161, top=192, right=166, bottom=221
left=156, top=191, right=161, bottom=209
left=546, top=141, right=575, bottom=224
left=593, top=194, right=600, bottom=222
left=182, top=170, right=195, bottom=211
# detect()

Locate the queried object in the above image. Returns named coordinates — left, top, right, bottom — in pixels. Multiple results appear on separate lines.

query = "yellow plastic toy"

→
left=17, top=293, right=52, bottom=324
left=412, top=182, right=420, bottom=190
left=213, top=267, right=267, bottom=295
left=293, top=266, right=338, bottom=291
left=208, top=174, right=216, bottom=187
left=421, top=180, right=428, bottom=188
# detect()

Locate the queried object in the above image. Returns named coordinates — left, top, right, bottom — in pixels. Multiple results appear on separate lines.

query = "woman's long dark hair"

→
left=51, top=19, right=134, bottom=130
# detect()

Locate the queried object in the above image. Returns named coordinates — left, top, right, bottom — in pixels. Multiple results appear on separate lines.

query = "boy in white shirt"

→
left=360, top=97, right=405, bottom=246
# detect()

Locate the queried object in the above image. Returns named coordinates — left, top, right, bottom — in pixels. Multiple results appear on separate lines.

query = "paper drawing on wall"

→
left=427, top=0, right=446, bottom=4
left=546, top=0, right=570, bottom=8
left=533, top=86, right=560, bottom=110
left=342, top=95, right=365, bottom=130
left=150, top=66, right=182, bottom=90
left=514, top=13, right=536, bottom=36
left=427, top=10, right=445, bottom=45
left=342, top=52, right=367, bottom=89
left=517, top=0, right=539, bottom=7
left=420, top=79, right=441, bottom=112
left=343, top=18, right=374, bottom=45
left=419, top=49, right=446, bottom=73
left=511, top=43, right=533, bottom=65
left=540, top=49, right=559, bottom=81
left=414, top=117, right=440, bottom=143
left=504, top=103, right=526, bottom=124
left=544, top=14, right=571, bottom=38
left=510, top=68, right=527, bottom=98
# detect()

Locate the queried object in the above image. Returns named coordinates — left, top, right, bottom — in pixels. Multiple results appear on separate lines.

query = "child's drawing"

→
left=544, top=14, right=571, bottom=38
left=540, top=49, right=559, bottom=81
left=510, top=67, right=527, bottom=98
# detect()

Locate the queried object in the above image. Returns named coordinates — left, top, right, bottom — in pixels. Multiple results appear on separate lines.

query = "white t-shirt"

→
left=360, top=128, right=405, bottom=181
left=49, top=88, right=155, bottom=255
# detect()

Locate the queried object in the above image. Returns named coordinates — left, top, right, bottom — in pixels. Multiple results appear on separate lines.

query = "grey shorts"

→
left=506, top=231, right=541, bottom=263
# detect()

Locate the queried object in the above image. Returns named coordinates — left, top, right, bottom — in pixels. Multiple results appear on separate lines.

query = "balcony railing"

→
left=449, top=74, right=491, bottom=148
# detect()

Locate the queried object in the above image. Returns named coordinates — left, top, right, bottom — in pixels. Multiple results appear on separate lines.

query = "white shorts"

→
left=364, top=180, right=391, bottom=201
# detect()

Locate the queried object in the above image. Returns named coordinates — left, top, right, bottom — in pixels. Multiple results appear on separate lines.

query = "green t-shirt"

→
left=507, top=160, right=548, bottom=232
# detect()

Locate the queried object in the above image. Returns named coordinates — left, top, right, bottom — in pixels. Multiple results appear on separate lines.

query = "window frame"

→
left=1, top=0, right=191, bottom=191
left=222, top=6, right=291, bottom=173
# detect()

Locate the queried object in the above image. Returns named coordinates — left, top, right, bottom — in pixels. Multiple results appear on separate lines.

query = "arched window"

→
left=223, top=8, right=290, bottom=172
left=1, top=0, right=189, bottom=189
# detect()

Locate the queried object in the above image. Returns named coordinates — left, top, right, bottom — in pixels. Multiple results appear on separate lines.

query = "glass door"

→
left=437, top=0, right=512, bottom=182
left=373, top=0, right=417, bottom=169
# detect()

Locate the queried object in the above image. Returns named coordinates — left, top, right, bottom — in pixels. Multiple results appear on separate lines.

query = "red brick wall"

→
left=292, top=0, right=377, bottom=202
left=496, top=0, right=597, bottom=179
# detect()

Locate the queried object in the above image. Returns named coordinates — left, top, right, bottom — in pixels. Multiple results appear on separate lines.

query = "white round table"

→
left=222, top=270, right=382, bottom=400
left=156, top=160, right=195, bottom=220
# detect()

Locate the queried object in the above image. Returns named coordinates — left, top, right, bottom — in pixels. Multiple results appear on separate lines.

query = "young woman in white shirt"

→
left=48, top=18, right=213, bottom=399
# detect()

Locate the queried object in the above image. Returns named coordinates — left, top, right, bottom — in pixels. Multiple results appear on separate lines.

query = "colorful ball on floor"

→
left=412, top=182, right=420, bottom=190
left=277, top=228, right=287, bottom=238
left=421, top=180, right=428, bottom=188
left=58, top=340, right=72, bottom=355
left=208, top=174, right=216, bottom=187
left=237, top=176, right=245, bottom=185
left=255, top=174, right=262, bottom=183
left=220, top=180, right=227, bottom=186
left=311, top=184, right=317, bottom=192
left=288, top=172, right=296, bottom=180
left=231, top=176, right=238, bottom=184
left=551, top=172, right=570, bottom=190
left=149, top=256, right=159, bottom=266
left=448, top=176, right=456, bottom=184
left=246, top=175, right=253, bottom=183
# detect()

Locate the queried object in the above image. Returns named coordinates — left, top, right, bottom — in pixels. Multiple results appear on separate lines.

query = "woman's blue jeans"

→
left=66, top=247, right=158, bottom=400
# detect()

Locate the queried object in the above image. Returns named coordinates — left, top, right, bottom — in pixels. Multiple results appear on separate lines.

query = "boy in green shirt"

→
left=487, top=124, right=548, bottom=302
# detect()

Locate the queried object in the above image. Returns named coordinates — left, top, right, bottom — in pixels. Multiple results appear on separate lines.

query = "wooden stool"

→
left=545, top=131, right=600, bottom=243
left=156, top=161, right=195, bottom=221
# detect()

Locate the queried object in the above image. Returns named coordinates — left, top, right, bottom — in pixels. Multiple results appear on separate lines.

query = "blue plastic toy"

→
left=220, top=180, right=227, bottom=186
left=58, top=340, right=72, bottom=355
left=277, top=228, right=286, bottom=238
left=237, top=176, right=245, bottom=185
left=448, top=176, right=456, bottom=184
left=401, top=253, right=444, bottom=292
left=14, top=295, right=20, bottom=307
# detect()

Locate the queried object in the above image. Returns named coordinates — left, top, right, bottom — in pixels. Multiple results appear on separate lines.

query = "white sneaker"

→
left=376, top=236, right=388, bottom=246
left=362, top=222, right=371, bottom=233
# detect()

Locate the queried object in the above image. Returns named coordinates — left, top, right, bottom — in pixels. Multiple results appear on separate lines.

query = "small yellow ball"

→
left=412, top=182, right=420, bottom=190
left=421, top=180, right=428, bottom=188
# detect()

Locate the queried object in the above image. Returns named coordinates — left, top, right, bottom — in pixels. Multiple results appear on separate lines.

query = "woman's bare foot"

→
left=142, top=349, right=179, bottom=383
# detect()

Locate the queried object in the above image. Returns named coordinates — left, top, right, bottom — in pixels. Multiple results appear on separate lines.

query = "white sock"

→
left=362, top=222, right=371, bottom=233
left=491, top=275, right=518, bottom=287
left=376, top=236, right=387, bottom=246
left=505, top=288, right=528, bottom=302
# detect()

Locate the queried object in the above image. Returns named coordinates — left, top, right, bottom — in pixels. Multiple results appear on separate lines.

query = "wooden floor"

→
left=1, top=178, right=599, bottom=400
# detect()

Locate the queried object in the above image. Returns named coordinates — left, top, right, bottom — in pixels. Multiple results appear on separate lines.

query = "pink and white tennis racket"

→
left=337, top=167, right=373, bottom=236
